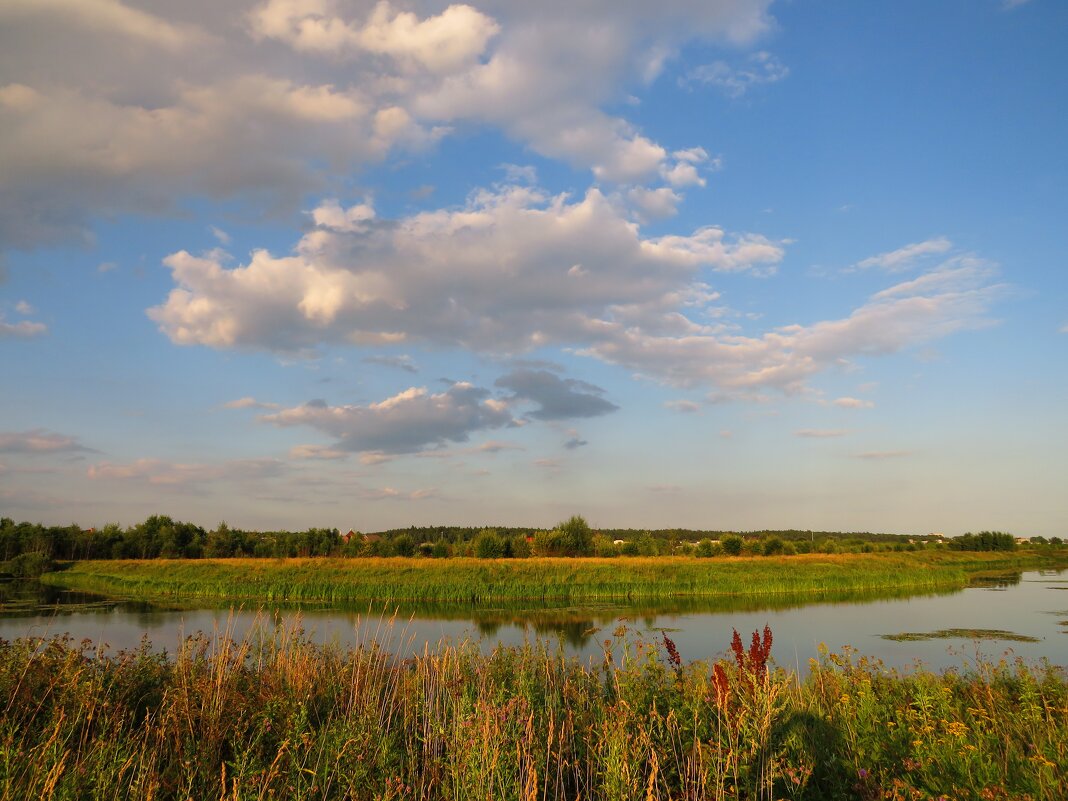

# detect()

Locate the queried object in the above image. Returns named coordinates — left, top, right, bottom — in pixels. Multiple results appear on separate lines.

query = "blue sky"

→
left=1, top=0, right=1065, bottom=535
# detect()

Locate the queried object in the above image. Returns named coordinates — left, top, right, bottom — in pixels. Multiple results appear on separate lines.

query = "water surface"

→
left=2, top=569, right=1066, bottom=673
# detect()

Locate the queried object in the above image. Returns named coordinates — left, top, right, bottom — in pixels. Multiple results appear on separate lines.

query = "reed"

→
left=39, top=551, right=1042, bottom=606
left=0, top=619, right=1063, bottom=800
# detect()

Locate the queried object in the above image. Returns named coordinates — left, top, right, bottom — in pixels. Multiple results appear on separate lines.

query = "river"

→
left=2, top=568, right=1066, bottom=673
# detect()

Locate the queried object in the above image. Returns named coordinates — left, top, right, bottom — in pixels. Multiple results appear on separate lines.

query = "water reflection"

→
left=2, top=570, right=1067, bottom=673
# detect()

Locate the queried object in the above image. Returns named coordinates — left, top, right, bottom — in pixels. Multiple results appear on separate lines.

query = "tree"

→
left=557, top=515, right=594, bottom=557
left=474, top=529, right=504, bottom=559
left=721, top=534, right=743, bottom=556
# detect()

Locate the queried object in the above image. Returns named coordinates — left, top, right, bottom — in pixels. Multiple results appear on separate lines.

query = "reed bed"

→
left=0, top=618, right=1064, bottom=801
left=40, top=551, right=1039, bottom=605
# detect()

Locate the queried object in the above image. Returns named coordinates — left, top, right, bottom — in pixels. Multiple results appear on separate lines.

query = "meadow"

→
left=0, top=618, right=1063, bottom=801
left=39, top=551, right=1045, bottom=606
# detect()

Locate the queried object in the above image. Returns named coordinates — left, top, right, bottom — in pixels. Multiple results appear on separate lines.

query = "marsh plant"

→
left=1, top=617, right=1065, bottom=801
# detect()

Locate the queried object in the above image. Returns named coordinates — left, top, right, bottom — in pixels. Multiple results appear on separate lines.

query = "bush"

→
left=558, top=515, right=594, bottom=556
left=695, top=539, right=715, bottom=558
left=721, top=534, right=743, bottom=556
left=762, top=537, right=785, bottom=556
left=4, top=551, right=56, bottom=578
left=474, top=529, right=504, bottom=559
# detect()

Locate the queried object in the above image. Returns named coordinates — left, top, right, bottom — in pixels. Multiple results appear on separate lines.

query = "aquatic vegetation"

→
left=40, top=551, right=1044, bottom=606
left=880, top=628, right=1041, bottom=643
left=0, top=621, right=1064, bottom=800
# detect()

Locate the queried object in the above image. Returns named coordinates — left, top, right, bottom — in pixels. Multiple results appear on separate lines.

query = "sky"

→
left=0, top=0, right=1065, bottom=536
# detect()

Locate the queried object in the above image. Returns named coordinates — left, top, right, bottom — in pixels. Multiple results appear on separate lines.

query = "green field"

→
left=40, top=550, right=1045, bottom=605
left=1, top=620, right=1064, bottom=800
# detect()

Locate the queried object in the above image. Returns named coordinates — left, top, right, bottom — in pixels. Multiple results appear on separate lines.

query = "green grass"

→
left=0, top=621, right=1064, bottom=800
left=39, top=551, right=1046, bottom=606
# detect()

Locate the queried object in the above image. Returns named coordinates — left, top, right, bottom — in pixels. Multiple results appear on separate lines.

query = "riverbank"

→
left=40, top=550, right=1048, bottom=605
left=2, top=622, right=1063, bottom=800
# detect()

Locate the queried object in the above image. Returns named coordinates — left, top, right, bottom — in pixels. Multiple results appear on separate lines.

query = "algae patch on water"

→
left=880, top=628, right=1040, bottom=643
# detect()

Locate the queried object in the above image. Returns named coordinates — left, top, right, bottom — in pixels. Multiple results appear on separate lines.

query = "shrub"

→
left=4, top=551, right=56, bottom=577
left=762, top=537, right=785, bottom=556
left=474, top=529, right=504, bottom=559
left=721, top=534, right=743, bottom=556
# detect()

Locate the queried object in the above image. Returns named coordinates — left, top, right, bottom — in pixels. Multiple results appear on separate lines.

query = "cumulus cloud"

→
left=0, top=0, right=206, bottom=51
left=0, top=316, right=46, bottom=339
left=581, top=256, right=1004, bottom=389
left=1, top=0, right=774, bottom=247
left=495, top=369, right=618, bottom=421
left=260, top=382, right=514, bottom=454
left=0, top=76, right=436, bottom=247
left=626, top=186, right=683, bottom=221
left=0, top=429, right=91, bottom=454
left=150, top=186, right=783, bottom=352
left=152, top=195, right=1003, bottom=397
left=849, top=237, right=953, bottom=273
left=249, top=0, right=501, bottom=73
left=685, top=51, right=788, bottom=97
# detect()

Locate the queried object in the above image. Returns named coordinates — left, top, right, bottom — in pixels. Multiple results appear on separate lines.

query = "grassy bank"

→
left=40, top=551, right=1045, bottom=605
left=1, top=622, right=1064, bottom=800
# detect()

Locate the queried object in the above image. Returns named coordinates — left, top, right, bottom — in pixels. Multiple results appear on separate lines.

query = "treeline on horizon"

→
left=0, top=514, right=1046, bottom=577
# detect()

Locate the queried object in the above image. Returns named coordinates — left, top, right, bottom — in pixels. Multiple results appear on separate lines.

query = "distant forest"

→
left=0, top=514, right=1044, bottom=578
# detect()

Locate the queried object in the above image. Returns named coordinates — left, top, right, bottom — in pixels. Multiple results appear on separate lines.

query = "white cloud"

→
left=0, top=428, right=90, bottom=453
left=222, top=396, right=280, bottom=410
left=150, top=186, right=783, bottom=352
left=210, top=226, right=231, bottom=245
left=249, top=0, right=501, bottom=73
left=664, top=399, right=701, bottom=413
left=289, top=444, right=348, bottom=460
left=581, top=260, right=1004, bottom=390
left=626, top=186, right=683, bottom=221
left=0, top=316, right=46, bottom=339
left=87, top=457, right=286, bottom=486
left=795, top=429, right=848, bottom=438
left=686, top=51, right=789, bottom=97
left=475, top=440, right=524, bottom=453
left=0, top=0, right=775, bottom=247
left=833, top=397, right=875, bottom=409
left=0, top=0, right=205, bottom=50
left=850, top=237, right=953, bottom=272
left=14, top=300, right=33, bottom=315
left=260, top=383, right=515, bottom=454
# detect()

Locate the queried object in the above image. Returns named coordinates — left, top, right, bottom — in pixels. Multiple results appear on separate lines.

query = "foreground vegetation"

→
left=40, top=551, right=1046, bottom=605
left=1, top=621, right=1063, bottom=800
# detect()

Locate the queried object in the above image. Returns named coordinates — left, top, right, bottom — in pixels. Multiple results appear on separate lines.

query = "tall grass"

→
left=0, top=618, right=1064, bottom=800
left=40, top=551, right=1041, bottom=605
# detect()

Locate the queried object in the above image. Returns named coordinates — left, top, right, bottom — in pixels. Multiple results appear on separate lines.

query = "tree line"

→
left=1, top=515, right=1053, bottom=577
